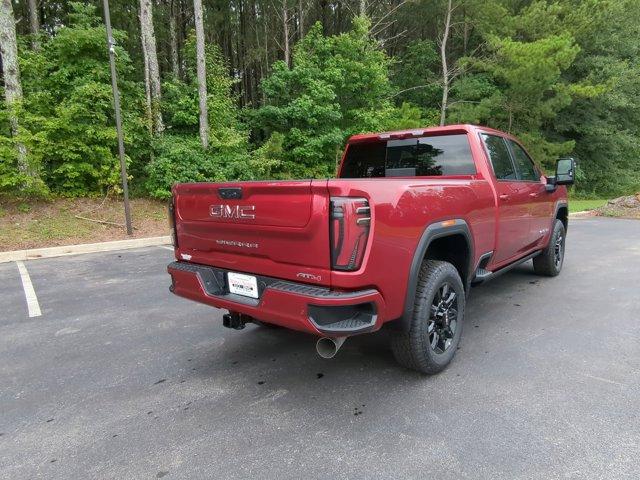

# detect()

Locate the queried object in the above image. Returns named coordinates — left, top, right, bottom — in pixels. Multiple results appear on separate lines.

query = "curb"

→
left=0, top=236, right=171, bottom=264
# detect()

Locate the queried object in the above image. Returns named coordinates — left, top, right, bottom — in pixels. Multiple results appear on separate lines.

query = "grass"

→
left=0, top=197, right=169, bottom=251
left=568, top=198, right=607, bottom=213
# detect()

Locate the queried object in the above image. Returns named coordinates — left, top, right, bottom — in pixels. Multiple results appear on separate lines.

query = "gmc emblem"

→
left=210, top=204, right=256, bottom=220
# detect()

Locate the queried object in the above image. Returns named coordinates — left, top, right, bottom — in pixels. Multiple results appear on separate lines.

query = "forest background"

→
left=1, top=0, right=639, bottom=203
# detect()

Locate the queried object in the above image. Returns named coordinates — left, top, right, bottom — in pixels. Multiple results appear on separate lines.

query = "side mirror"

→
left=555, top=157, right=575, bottom=185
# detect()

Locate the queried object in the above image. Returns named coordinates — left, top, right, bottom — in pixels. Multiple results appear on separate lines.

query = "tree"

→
left=168, top=0, right=180, bottom=78
left=0, top=0, right=37, bottom=188
left=551, top=0, right=640, bottom=195
left=283, top=0, right=291, bottom=68
left=17, top=3, right=148, bottom=195
left=0, top=0, right=23, bottom=120
left=257, top=17, right=423, bottom=178
left=147, top=38, right=249, bottom=198
left=446, top=0, right=584, bottom=169
left=392, top=40, right=441, bottom=124
left=359, top=0, right=367, bottom=16
left=298, top=0, right=305, bottom=39
left=139, top=0, right=164, bottom=134
left=28, top=0, right=40, bottom=50
left=2, top=0, right=639, bottom=197
left=439, top=0, right=454, bottom=125
left=193, top=0, right=208, bottom=148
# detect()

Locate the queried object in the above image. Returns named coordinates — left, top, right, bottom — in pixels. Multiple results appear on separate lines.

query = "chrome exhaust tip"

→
left=315, top=336, right=346, bottom=359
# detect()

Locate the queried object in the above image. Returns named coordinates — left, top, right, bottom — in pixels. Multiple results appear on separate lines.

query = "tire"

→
left=533, top=219, right=566, bottom=277
left=391, top=260, right=465, bottom=375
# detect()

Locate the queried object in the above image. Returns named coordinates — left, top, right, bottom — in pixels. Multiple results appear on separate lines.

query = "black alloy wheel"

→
left=427, top=282, right=459, bottom=354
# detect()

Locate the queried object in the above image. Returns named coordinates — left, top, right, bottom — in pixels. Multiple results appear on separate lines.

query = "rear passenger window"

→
left=340, top=141, right=387, bottom=178
left=417, top=135, right=476, bottom=175
left=481, top=134, right=516, bottom=180
left=508, top=140, right=540, bottom=182
left=341, top=134, right=476, bottom=178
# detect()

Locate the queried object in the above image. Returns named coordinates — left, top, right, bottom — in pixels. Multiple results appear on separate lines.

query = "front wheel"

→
left=391, top=260, right=465, bottom=374
left=533, top=219, right=566, bottom=276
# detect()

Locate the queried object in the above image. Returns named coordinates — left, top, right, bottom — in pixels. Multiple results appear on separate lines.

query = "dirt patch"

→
left=0, top=197, right=169, bottom=251
left=594, top=193, right=640, bottom=219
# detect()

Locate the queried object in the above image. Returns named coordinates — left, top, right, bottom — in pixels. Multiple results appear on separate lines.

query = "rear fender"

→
left=394, top=219, right=474, bottom=333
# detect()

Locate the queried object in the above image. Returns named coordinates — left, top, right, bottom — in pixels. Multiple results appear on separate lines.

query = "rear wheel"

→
left=391, top=260, right=465, bottom=374
left=533, top=219, right=566, bottom=276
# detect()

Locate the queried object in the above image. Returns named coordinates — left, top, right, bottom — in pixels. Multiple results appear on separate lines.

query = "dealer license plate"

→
left=227, top=272, right=259, bottom=299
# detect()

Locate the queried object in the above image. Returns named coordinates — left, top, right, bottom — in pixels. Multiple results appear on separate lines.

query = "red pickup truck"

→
left=167, top=124, right=575, bottom=374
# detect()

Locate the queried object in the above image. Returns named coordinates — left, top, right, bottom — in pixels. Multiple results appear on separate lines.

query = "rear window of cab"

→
left=340, top=134, right=476, bottom=178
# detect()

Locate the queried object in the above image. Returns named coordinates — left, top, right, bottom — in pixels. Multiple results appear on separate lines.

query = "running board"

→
left=471, top=250, right=542, bottom=285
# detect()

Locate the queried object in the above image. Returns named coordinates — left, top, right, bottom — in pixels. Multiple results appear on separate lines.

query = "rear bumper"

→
left=167, top=261, right=387, bottom=336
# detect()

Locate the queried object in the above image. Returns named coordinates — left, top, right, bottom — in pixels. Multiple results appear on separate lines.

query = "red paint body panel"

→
left=326, top=177, right=495, bottom=320
left=173, top=180, right=332, bottom=285
left=168, top=124, right=567, bottom=336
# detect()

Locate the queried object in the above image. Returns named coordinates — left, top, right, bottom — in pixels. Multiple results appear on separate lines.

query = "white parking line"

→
left=158, top=246, right=174, bottom=251
left=16, top=261, right=42, bottom=318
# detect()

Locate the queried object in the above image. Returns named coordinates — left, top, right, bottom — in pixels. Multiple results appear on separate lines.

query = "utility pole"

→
left=102, top=0, right=133, bottom=235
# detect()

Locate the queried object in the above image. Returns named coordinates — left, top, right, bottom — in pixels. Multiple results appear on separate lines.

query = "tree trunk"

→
left=141, top=36, right=154, bottom=134
left=193, top=0, right=209, bottom=148
left=0, top=0, right=30, bottom=178
left=239, top=0, right=249, bottom=106
left=462, top=8, right=468, bottom=55
left=250, top=0, right=261, bottom=107
left=28, top=0, right=40, bottom=50
left=283, top=0, right=290, bottom=67
left=169, top=0, right=180, bottom=78
left=320, top=0, right=328, bottom=35
left=298, top=0, right=304, bottom=39
left=263, top=7, right=269, bottom=103
left=139, top=0, right=164, bottom=134
left=439, top=0, right=453, bottom=126
left=359, top=0, right=367, bottom=16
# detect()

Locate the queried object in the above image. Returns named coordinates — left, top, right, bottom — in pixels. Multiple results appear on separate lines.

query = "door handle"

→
left=529, top=192, right=539, bottom=198
left=499, top=194, right=510, bottom=201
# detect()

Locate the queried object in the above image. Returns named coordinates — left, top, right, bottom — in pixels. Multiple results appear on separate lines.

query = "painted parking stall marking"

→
left=16, top=261, right=42, bottom=318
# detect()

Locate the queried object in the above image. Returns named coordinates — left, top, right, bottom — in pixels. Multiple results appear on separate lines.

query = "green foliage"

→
left=146, top=135, right=216, bottom=199
left=552, top=0, right=640, bottom=196
left=148, top=32, right=249, bottom=198
left=392, top=40, right=441, bottom=120
left=257, top=18, right=424, bottom=178
left=163, top=34, right=245, bottom=146
left=238, top=132, right=285, bottom=180
left=444, top=0, right=640, bottom=194
left=449, top=33, right=580, bottom=169
left=3, top=0, right=640, bottom=198
left=13, top=3, right=148, bottom=196
left=0, top=102, right=47, bottom=196
left=382, top=102, right=431, bottom=131
left=146, top=133, right=251, bottom=199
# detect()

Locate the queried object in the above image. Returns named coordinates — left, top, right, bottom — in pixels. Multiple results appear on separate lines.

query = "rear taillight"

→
left=330, top=197, right=371, bottom=271
left=168, top=200, right=178, bottom=248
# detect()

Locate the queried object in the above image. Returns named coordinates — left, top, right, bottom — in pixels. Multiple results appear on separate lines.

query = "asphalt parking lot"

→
left=1, top=216, right=639, bottom=479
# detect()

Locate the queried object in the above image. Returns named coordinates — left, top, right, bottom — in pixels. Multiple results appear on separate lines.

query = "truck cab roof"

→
left=347, top=124, right=512, bottom=144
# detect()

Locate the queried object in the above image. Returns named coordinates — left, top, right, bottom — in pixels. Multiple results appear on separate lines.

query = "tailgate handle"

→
left=218, top=187, right=243, bottom=199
